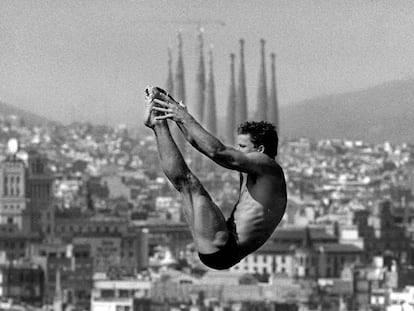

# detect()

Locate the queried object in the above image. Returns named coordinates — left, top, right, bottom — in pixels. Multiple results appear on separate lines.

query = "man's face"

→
left=236, top=134, right=257, bottom=154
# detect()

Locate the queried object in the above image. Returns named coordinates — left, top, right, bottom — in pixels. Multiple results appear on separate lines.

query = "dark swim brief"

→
left=198, top=219, right=241, bottom=270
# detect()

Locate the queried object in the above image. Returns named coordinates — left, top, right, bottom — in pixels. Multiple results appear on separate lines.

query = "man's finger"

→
left=155, top=114, right=175, bottom=120
left=152, top=107, right=171, bottom=113
left=152, top=99, right=170, bottom=107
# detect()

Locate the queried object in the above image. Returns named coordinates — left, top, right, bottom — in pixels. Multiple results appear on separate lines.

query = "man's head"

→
left=236, top=121, right=278, bottom=158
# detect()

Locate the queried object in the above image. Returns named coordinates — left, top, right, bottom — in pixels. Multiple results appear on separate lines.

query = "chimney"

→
left=53, top=268, right=63, bottom=311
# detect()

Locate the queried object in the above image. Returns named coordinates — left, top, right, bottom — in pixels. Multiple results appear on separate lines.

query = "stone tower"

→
left=204, top=47, right=217, bottom=136
left=255, top=39, right=268, bottom=121
left=269, top=53, right=280, bottom=129
left=165, top=46, right=174, bottom=94
left=194, top=28, right=206, bottom=123
left=236, top=39, right=248, bottom=127
left=171, top=31, right=187, bottom=155
left=225, top=53, right=237, bottom=145
left=192, top=29, right=207, bottom=171
left=26, top=149, right=55, bottom=236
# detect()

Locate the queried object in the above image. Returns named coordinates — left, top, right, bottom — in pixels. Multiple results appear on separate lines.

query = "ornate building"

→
left=230, top=227, right=362, bottom=279
left=0, top=142, right=27, bottom=230
left=26, top=149, right=56, bottom=236
left=0, top=140, right=52, bottom=260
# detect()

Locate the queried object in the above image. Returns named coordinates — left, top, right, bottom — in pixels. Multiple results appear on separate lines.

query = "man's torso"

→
left=232, top=168, right=287, bottom=255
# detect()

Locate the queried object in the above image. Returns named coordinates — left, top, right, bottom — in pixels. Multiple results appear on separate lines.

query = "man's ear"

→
left=257, top=145, right=265, bottom=153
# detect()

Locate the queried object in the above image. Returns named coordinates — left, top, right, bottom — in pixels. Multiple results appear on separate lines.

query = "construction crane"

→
left=135, top=18, right=226, bottom=29
left=158, top=18, right=226, bottom=27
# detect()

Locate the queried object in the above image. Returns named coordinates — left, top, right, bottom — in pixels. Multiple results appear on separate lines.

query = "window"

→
left=119, top=290, right=130, bottom=298
left=101, top=289, right=115, bottom=298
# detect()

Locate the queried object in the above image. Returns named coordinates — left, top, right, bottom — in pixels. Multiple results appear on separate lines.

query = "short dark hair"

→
left=237, top=121, right=278, bottom=158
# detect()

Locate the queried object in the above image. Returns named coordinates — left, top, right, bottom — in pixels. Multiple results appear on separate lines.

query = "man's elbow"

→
left=208, top=144, right=228, bottom=159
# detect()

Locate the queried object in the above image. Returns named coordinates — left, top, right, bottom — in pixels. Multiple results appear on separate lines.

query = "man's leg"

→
left=150, top=119, right=230, bottom=255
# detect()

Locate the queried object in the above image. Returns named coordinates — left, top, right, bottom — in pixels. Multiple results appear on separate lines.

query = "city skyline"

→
left=1, top=0, right=414, bottom=127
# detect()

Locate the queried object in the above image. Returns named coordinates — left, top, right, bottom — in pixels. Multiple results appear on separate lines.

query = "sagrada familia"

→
left=164, top=30, right=280, bottom=163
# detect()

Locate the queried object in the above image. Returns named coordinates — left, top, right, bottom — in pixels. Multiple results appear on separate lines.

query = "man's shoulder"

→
left=245, top=151, right=276, bottom=164
left=246, top=152, right=283, bottom=175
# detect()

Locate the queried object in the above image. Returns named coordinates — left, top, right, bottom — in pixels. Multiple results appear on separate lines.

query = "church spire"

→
left=236, top=39, right=248, bottom=127
left=269, top=53, right=279, bottom=129
left=192, top=29, right=206, bottom=171
left=225, top=53, right=237, bottom=145
left=171, top=31, right=187, bottom=154
left=255, top=39, right=268, bottom=121
left=194, top=28, right=206, bottom=123
left=165, top=46, right=174, bottom=94
left=204, top=47, right=217, bottom=135
left=202, top=47, right=217, bottom=172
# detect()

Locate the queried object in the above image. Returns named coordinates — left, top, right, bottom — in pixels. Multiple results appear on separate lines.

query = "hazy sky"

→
left=1, top=0, right=414, bottom=126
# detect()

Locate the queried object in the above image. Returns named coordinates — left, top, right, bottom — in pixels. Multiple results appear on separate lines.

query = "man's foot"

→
left=144, top=86, right=172, bottom=128
left=144, top=100, right=162, bottom=128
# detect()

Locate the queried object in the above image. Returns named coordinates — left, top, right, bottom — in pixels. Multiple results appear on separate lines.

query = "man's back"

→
left=233, top=163, right=287, bottom=256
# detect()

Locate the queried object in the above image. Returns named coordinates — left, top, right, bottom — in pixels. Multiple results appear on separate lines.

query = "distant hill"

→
left=280, top=79, right=414, bottom=143
left=0, top=100, right=56, bottom=126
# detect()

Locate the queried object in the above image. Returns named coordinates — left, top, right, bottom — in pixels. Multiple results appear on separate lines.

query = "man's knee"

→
left=212, top=230, right=229, bottom=248
left=198, top=233, right=241, bottom=270
left=194, top=230, right=229, bottom=250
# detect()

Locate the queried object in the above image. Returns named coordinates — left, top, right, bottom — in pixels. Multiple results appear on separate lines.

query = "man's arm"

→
left=152, top=97, right=275, bottom=175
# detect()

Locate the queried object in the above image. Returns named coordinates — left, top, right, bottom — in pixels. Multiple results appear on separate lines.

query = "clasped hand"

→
left=151, top=97, right=188, bottom=122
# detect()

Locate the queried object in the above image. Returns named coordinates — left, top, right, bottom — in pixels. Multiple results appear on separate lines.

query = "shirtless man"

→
left=144, top=86, right=287, bottom=270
